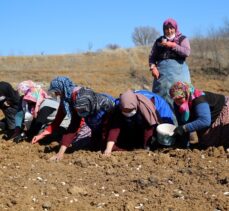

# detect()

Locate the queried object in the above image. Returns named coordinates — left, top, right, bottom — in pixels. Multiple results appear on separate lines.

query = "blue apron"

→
left=152, top=59, right=191, bottom=108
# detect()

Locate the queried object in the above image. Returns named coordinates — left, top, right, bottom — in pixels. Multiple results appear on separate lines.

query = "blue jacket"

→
left=134, top=90, right=174, bottom=124
left=184, top=102, right=211, bottom=132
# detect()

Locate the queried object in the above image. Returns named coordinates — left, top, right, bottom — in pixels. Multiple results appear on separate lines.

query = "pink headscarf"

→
left=25, top=88, right=50, bottom=117
left=17, top=81, right=50, bottom=117
left=120, top=90, right=159, bottom=126
left=163, top=18, right=182, bottom=42
left=17, top=80, right=36, bottom=96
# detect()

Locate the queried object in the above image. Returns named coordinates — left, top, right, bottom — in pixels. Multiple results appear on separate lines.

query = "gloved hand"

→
left=161, top=41, right=176, bottom=48
left=13, top=132, right=27, bottom=144
left=173, top=126, right=186, bottom=137
left=2, top=128, right=20, bottom=141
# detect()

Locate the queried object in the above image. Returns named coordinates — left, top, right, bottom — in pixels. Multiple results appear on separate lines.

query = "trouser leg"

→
left=2, top=107, right=17, bottom=130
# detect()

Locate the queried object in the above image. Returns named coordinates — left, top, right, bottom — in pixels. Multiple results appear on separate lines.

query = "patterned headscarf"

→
left=74, top=87, right=115, bottom=116
left=48, top=76, right=76, bottom=117
left=169, top=81, right=205, bottom=122
left=74, top=88, right=97, bottom=116
left=120, top=90, right=159, bottom=126
left=17, top=80, right=37, bottom=96
left=17, top=80, right=49, bottom=117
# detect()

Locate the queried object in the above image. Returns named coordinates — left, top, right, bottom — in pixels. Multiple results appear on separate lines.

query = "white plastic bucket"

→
left=156, top=123, right=176, bottom=146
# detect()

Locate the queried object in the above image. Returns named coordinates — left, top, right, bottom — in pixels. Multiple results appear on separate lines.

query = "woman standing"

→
left=149, top=18, right=191, bottom=109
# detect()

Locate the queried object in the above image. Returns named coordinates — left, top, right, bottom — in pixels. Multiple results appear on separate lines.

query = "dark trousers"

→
left=0, top=107, right=18, bottom=130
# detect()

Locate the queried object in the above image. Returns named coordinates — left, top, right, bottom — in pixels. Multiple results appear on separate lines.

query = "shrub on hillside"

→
left=106, top=44, right=120, bottom=50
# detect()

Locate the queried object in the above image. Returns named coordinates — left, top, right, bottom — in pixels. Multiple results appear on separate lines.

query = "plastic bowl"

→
left=156, top=123, right=176, bottom=146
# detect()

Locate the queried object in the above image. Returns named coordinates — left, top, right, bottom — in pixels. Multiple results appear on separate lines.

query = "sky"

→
left=1, top=0, right=229, bottom=56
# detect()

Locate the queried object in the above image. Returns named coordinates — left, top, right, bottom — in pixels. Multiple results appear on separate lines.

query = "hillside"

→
left=0, top=46, right=228, bottom=96
left=0, top=48, right=229, bottom=211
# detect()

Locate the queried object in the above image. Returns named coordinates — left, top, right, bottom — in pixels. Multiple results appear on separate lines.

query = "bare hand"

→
left=49, top=153, right=64, bottom=161
left=151, top=66, right=160, bottom=79
left=31, top=135, right=41, bottom=144
left=31, top=130, right=50, bottom=144
left=103, top=149, right=112, bottom=156
left=103, top=141, right=114, bottom=156
left=161, top=41, right=176, bottom=48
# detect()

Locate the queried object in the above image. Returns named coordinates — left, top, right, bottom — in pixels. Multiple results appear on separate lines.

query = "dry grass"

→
left=0, top=46, right=228, bottom=97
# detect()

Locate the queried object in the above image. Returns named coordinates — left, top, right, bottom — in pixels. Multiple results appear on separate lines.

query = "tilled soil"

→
left=0, top=44, right=229, bottom=211
left=0, top=140, right=228, bottom=211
